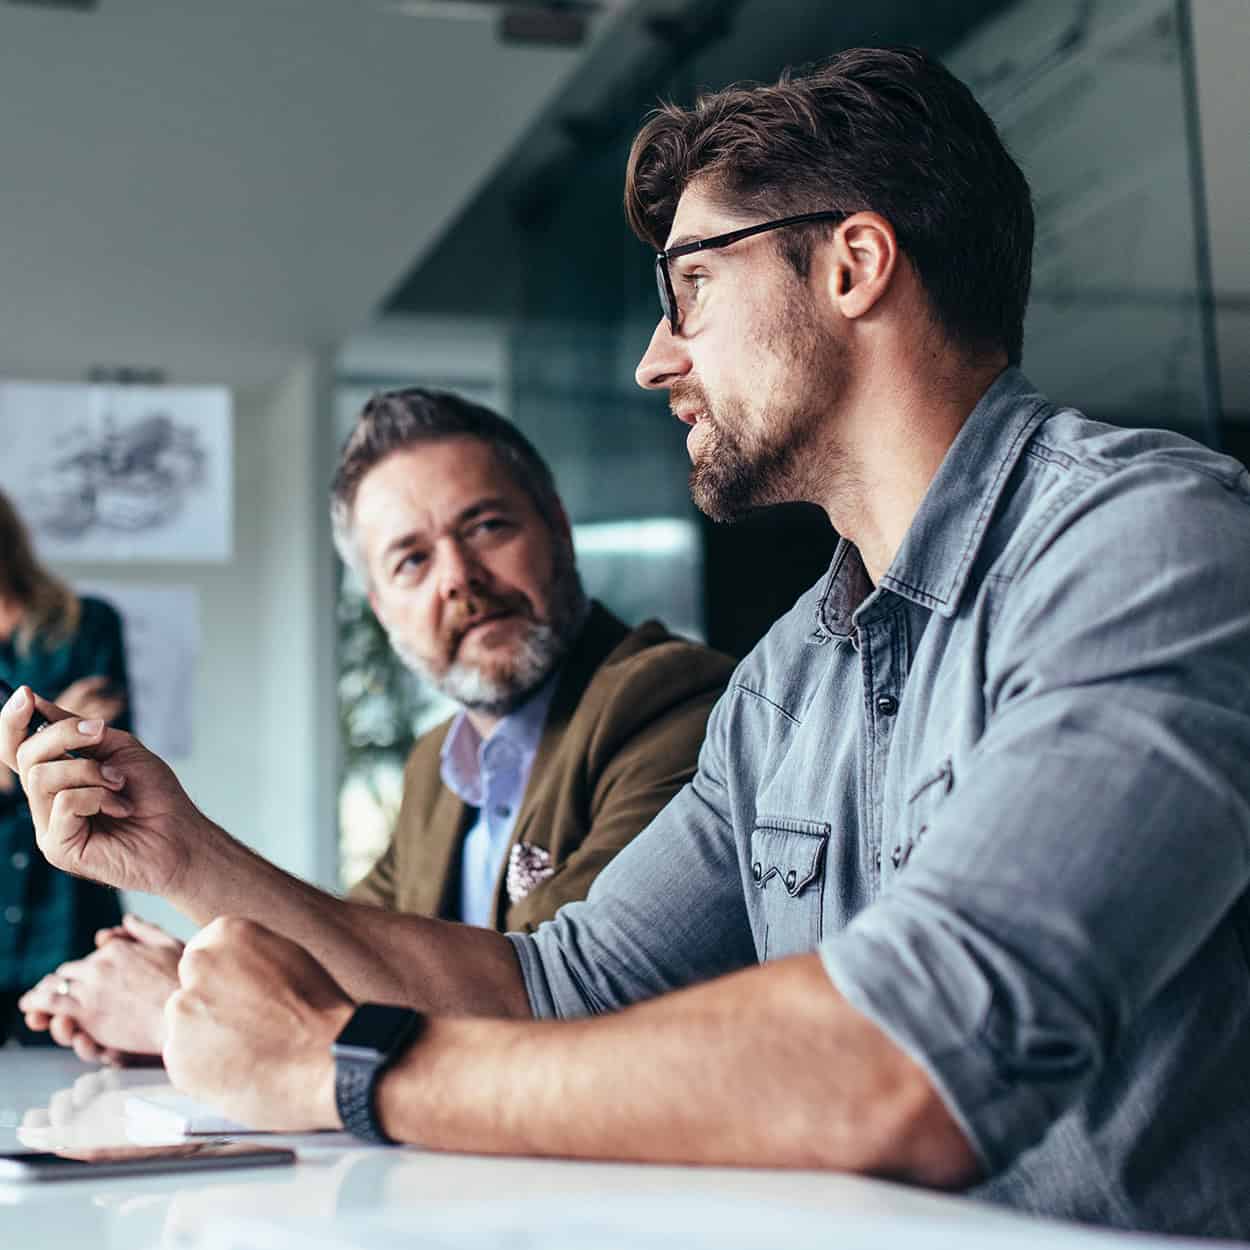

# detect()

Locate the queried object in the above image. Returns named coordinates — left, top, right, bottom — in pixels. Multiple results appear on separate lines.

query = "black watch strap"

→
left=335, top=1056, right=395, bottom=1145
left=332, top=1004, right=424, bottom=1145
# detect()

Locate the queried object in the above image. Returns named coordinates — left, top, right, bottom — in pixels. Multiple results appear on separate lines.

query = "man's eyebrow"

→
left=666, top=233, right=702, bottom=250
left=454, top=497, right=512, bottom=526
left=380, top=497, right=513, bottom=562
left=382, top=528, right=425, bottom=562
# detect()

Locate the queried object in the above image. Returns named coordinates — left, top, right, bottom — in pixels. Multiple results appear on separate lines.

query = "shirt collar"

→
left=439, top=670, right=561, bottom=808
left=815, top=367, right=1051, bottom=638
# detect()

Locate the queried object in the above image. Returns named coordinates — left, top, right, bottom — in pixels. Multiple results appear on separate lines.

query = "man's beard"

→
left=680, top=297, right=845, bottom=523
left=388, top=543, right=587, bottom=718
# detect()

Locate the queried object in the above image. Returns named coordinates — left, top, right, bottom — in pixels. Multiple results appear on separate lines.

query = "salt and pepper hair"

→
left=330, top=388, right=566, bottom=580
left=625, top=46, right=1034, bottom=366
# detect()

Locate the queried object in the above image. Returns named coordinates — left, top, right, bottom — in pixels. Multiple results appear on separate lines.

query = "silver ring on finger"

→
left=55, top=977, right=73, bottom=998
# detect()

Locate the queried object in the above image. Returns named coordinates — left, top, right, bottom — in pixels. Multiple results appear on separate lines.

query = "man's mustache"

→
left=443, top=592, right=533, bottom=653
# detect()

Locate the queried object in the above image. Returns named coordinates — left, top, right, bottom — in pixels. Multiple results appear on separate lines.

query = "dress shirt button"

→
left=752, top=861, right=762, bottom=882
left=785, top=869, right=797, bottom=891
left=876, top=694, right=899, bottom=717
left=495, top=805, right=511, bottom=819
left=4, top=905, right=22, bottom=925
left=10, top=851, right=30, bottom=870
left=890, top=846, right=903, bottom=870
left=874, top=848, right=882, bottom=872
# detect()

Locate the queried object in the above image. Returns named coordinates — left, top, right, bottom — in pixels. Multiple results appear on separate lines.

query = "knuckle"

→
left=215, top=915, right=260, bottom=946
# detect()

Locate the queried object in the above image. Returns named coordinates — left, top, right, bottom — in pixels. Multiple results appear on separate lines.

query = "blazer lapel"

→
left=487, top=602, right=629, bottom=927
left=413, top=781, right=475, bottom=921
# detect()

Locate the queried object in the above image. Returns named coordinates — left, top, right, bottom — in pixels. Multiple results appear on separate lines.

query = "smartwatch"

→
left=331, top=1003, right=425, bottom=1145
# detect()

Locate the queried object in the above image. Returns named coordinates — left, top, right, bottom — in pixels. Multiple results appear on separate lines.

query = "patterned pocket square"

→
left=507, top=841, right=554, bottom=905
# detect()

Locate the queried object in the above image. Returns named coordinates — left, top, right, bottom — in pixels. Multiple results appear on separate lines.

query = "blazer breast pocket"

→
left=750, top=819, right=830, bottom=961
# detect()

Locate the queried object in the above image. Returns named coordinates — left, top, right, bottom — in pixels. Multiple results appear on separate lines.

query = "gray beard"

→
left=389, top=617, right=570, bottom=718
left=388, top=552, right=588, bottom=718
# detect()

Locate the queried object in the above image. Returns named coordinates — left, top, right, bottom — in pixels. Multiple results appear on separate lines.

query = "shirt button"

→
left=876, top=694, right=899, bottom=717
left=495, top=805, right=511, bottom=819
left=752, top=861, right=762, bottom=883
left=4, top=905, right=22, bottom=925
left=874, top=848, right=882, bottom=872
left=785, top=869, right=797, bottom=891
left=890, top=846, right=904, bottom=870
left=11, top=851, right=30, bottom=870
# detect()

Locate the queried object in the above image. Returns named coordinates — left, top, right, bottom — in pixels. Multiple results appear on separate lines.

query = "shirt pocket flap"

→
left=750, top=820, right=830, bottom=897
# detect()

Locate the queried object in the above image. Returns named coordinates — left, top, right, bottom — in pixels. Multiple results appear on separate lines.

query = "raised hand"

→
left=0, top=684, right=208, bottom=897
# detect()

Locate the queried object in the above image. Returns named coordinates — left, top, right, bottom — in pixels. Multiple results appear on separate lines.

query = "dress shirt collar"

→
left=814, top=367, right=1052, bottom=639
left=439, top=670, right=561, bottom=809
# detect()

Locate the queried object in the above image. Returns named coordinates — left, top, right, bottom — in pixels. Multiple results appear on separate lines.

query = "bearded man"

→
left=15, top=388, right=733, bottom=1062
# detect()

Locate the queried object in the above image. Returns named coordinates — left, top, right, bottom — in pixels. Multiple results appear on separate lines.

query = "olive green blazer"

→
left=350, top=602, right=735, bottom=933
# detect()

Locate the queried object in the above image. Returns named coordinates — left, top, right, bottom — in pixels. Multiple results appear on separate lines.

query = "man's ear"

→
left=826, top=212, right=899, bottom=321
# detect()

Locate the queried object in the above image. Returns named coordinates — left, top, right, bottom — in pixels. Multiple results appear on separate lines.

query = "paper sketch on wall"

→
left=0, top=381, right=232, bottom=561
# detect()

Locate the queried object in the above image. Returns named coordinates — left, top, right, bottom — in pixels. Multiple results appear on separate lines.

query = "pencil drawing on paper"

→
left=24, top=412, right=209, bottom=539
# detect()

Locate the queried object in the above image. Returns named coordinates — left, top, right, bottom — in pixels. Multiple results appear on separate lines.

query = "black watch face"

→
left=333, top=1004, right=420, bottom=1060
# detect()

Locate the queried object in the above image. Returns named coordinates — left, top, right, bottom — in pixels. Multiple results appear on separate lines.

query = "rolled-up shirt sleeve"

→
left=821, top=461, right=1250, bottom=1175
left=510, top=688, right=757, bottom=1020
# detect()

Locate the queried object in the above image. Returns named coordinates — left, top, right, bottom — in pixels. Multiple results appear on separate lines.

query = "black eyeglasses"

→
left=654, top=210, right=847, bottom=335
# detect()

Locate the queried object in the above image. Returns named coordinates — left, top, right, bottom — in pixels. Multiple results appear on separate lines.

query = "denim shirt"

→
left=511, top=369, right=1250, bottom=1237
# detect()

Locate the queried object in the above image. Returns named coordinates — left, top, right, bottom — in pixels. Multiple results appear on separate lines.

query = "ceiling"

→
left=0, top=0, right=638, bottom=386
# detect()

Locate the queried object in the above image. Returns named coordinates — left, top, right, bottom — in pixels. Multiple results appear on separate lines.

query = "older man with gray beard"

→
left=16, top=388, right=733, bottom=1063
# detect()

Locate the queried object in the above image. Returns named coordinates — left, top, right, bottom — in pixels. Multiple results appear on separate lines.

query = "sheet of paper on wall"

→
left=0, top=380, right=233, bottom=561
left=76, top=582, right=200, bottom=761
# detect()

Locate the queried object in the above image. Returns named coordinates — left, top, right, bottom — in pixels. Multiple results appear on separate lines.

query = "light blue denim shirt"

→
left=510, top=369, right=1250, bottom=1237
left=442, top=675, right=558, bottom=927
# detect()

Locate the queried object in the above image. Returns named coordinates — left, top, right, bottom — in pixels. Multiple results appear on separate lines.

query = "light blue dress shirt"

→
left=441, top=675, right=559, bottom=928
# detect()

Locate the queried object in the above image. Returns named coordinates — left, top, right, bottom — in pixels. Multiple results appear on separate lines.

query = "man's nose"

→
left=635, top=318, right=691, bottom=391
left=435, top=539, right=483, bottom=601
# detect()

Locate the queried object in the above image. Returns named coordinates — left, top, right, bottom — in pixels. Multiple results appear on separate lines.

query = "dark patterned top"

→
left=0, top=596, right=130, bottom=992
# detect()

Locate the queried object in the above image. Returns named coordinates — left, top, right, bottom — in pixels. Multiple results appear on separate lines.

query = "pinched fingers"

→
left=3, top=688, right=87, bottom=768
left=38, top=765, right=132, bottom=825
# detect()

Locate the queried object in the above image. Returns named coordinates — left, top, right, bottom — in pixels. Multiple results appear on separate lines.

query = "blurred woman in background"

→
left=0, top=489, right=131, bottom=1045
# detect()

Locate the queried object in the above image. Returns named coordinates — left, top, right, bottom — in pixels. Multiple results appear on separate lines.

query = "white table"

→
left=0, top=1049, right=1230, bottom=1250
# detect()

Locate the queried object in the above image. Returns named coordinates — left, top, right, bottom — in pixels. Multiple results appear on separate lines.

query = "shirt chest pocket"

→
left=887, top=758, right=953, bottom=876
left=749, top=819, right=830, bottom=961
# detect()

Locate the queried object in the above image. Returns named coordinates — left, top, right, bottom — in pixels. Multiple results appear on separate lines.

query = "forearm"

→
left=172, top=821, right=529, bottom=1017
left=374, top=953, right=978, bottom=1184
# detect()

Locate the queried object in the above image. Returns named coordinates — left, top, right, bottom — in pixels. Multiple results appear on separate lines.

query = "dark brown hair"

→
left=330, top=388, right=563, bottom=575
left=625, top=46, right=1033, bottom=365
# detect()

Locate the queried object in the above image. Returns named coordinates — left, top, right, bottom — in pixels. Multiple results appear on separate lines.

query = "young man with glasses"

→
left=5, top=47, right=1250, bottom=1237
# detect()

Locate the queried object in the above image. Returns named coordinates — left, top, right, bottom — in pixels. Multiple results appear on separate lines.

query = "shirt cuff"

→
left=818, top=902, right=1080, bottom=1178
left=506, top=931, right=558, bottom=1019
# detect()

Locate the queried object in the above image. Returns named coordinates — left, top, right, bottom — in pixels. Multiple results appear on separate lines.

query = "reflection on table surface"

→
left=0, top=1050, right=1223, bottom=1250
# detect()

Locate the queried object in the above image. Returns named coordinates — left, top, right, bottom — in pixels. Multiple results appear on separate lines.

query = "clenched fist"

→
left=164, top=918, right=355, bottom=1132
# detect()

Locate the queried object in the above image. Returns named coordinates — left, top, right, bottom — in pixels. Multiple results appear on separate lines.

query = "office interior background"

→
left=0, top=0, right=1245, bottom=928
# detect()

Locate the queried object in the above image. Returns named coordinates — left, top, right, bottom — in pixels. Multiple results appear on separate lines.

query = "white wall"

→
left=52, top=355, right=337, bottom=939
